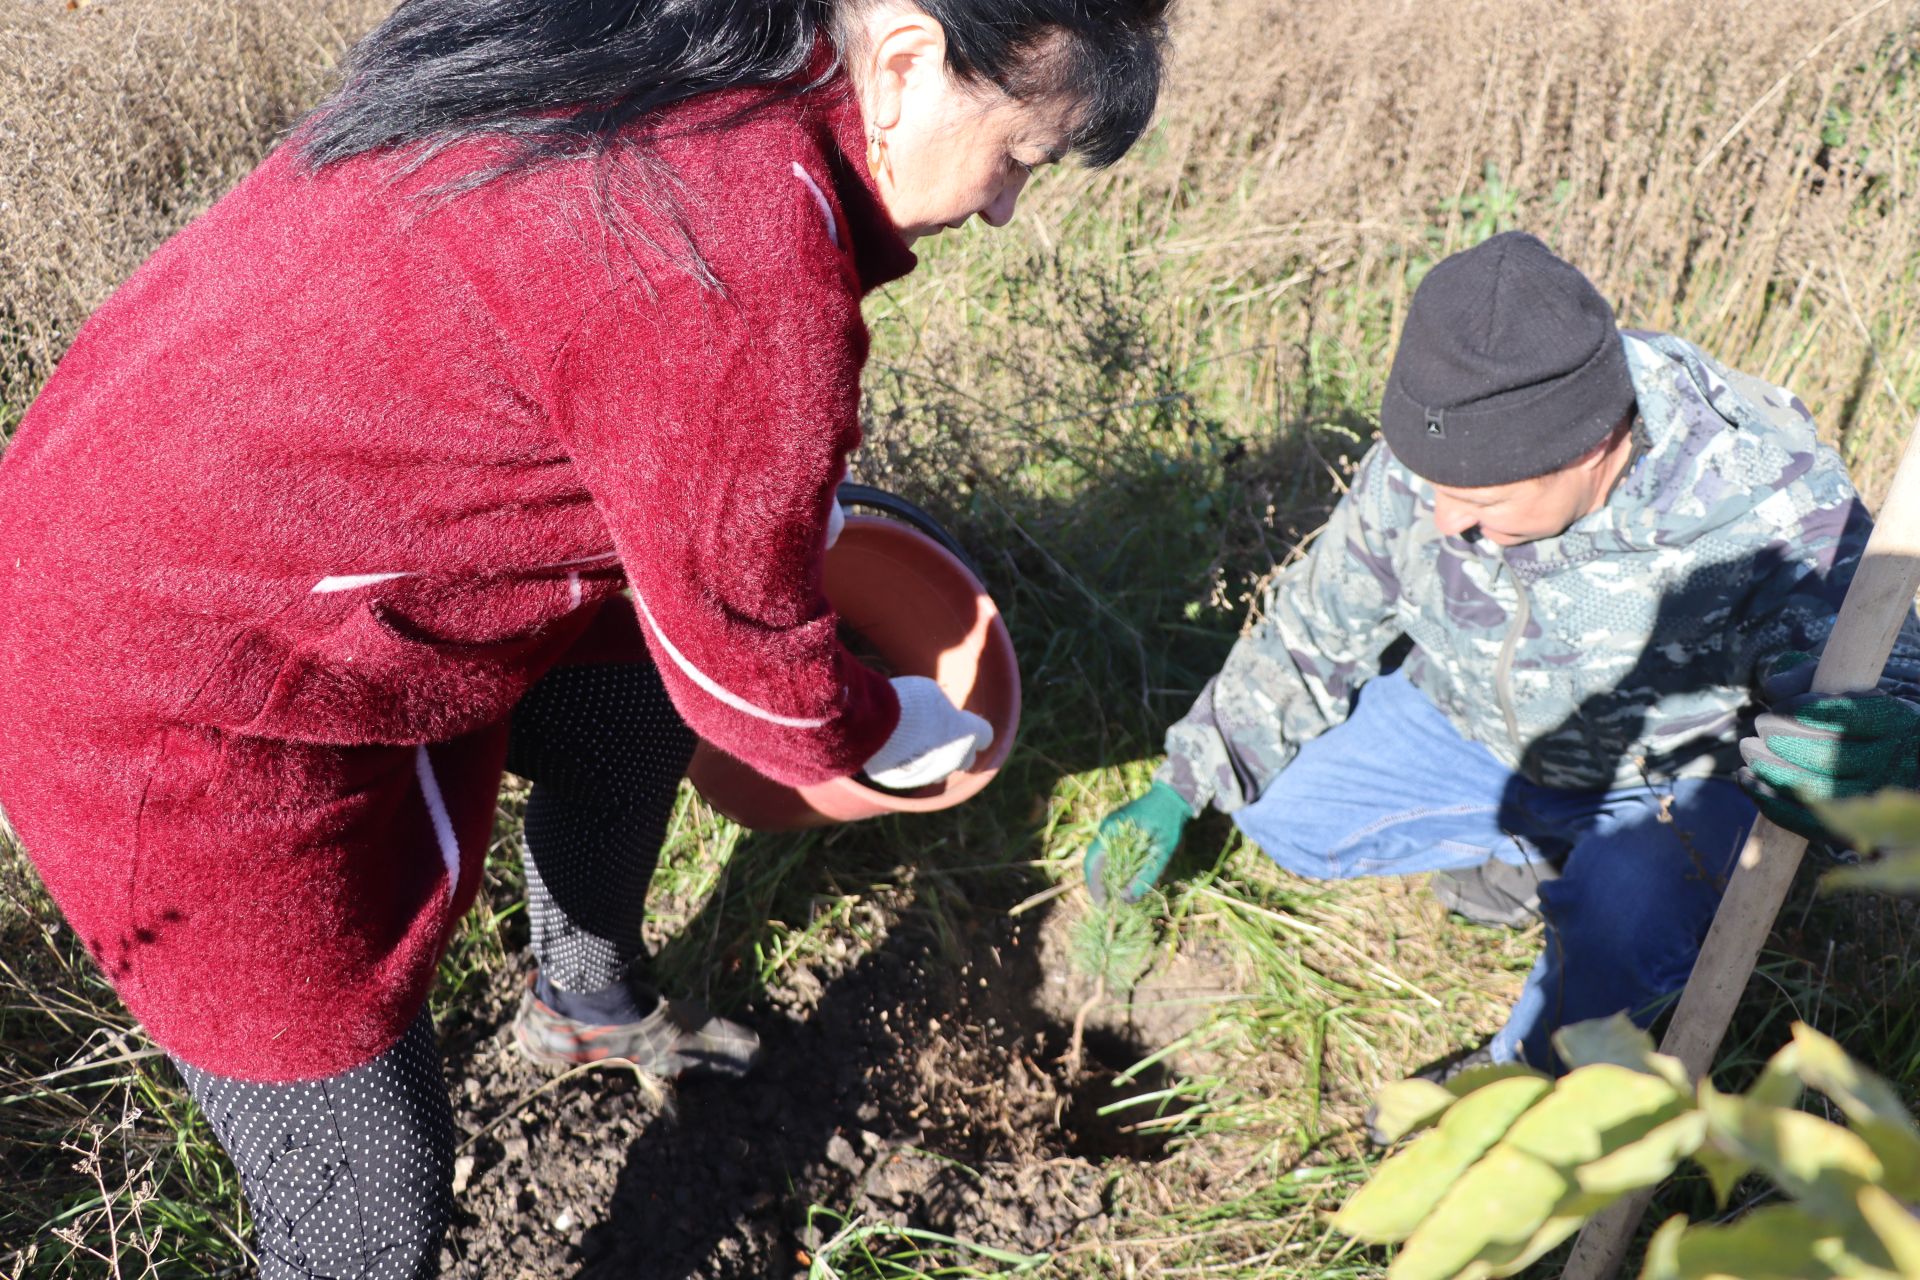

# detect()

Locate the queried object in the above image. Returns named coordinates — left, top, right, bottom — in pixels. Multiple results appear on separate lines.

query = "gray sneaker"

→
left=512, top=983, right=762, bottom=1079
left=1430, top=858, right=1557, bottom=928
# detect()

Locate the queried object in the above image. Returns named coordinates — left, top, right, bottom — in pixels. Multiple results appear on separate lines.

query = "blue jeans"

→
left=1232, top=672, right=1754, bottom=1069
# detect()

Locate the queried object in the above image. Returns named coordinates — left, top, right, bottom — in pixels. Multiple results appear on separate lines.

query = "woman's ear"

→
left=864, top=10, right=948, bottom=132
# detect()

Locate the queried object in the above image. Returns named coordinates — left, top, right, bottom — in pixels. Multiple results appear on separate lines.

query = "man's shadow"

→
left=1480, top=499, right=1916, bottom=1064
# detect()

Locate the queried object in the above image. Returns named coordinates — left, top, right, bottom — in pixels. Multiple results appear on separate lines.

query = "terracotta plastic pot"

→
left=686, top=510, right=1021, bottom=830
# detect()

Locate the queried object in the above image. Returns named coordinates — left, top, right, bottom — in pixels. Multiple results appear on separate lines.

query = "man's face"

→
left=1429, top=465, right=1605, bottom=547
left=1425, top=414, right=1636, bottom=547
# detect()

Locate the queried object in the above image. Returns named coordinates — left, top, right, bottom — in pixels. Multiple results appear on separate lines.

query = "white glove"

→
left=863, top=676, right=994, bottom=789
left=825, top=499, right=846, bottom=550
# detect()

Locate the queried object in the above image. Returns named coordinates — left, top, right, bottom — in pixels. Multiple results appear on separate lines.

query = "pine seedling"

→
left=1070, top=820, right=1165, bottom=997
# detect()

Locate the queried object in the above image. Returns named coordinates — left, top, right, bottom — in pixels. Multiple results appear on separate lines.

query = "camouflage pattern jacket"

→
left=1161, top=331, right=1920, bottom=813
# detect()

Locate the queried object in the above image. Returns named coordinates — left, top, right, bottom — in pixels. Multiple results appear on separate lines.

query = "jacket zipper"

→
left=1495, top=560, right=1530, bottom=752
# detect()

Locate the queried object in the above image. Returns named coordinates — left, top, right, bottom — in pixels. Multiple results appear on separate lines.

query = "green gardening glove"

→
left=1738, top=650, right=1920, bottom=840
left=1083, top=782, right=1193, bottom=905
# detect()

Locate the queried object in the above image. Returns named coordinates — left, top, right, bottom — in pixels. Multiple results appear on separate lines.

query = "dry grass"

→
left=995, top=0, right=1920, bottom=496
left=0, top=0, right=388, bottom=413
left=7, top=0, right=1919, bottom=478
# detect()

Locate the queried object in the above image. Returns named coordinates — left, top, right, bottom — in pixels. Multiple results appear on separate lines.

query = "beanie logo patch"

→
left=1425, top=407, right=1446, bottom=439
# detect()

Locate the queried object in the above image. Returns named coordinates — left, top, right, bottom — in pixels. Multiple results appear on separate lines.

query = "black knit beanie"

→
left=1379, top=231, right=1635, bottom=487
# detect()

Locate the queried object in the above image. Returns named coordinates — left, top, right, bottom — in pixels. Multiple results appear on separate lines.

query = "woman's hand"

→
left=862, top=676, right=993, bottom=789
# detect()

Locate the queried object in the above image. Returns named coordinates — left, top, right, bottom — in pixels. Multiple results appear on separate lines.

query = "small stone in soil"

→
left=824, top=1133, right=863, bottom=1174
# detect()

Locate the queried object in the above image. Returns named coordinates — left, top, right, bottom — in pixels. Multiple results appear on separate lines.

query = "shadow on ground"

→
left=437, top=889, right=1189, bottom=1278
left=430, top=406, right=1348, bottom=1276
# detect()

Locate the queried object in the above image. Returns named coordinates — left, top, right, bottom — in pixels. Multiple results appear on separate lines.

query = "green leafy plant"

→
left=1814, top=789, right=1920, bottom=895
left=1402, top=164, right=1528, bottom=291
left=1336, top=785, right=1920, bottom=1278
left=1063, top=820, right=1168, bottom=1077
left=1334, top=1015, right=1920, bottom=1279
left=1445, top=163, right=1524, bottom=248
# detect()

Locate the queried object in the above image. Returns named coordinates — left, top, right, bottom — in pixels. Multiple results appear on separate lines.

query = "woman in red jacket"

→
left=0, top=0, right=1168, bottom=1272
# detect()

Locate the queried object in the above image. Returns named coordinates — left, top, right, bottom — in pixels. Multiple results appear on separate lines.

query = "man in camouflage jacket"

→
left=1086, top=233, right=1920, bottom=1073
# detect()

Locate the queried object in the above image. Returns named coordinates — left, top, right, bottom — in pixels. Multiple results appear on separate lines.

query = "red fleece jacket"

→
left=0, top=76, right=915, bottom=1081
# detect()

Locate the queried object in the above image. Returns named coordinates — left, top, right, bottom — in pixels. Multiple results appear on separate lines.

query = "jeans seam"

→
left=1327, top=801, right=1504, bottom=877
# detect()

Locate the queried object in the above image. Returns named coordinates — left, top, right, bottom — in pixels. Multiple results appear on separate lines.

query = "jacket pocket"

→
left=239, top=600, right=561, bottom=746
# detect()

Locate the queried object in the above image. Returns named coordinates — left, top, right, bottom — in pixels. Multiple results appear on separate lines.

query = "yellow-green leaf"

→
left=1469, top=1204, right=1601, bottom=1278
left=1334, top=1076, right=1553, bottom=1243
left=1747, top=1042, right=1806, bottom=1112
left=1445, top=1061, right=1549, bottom=1098
left=1555, top=1013, right=1691, bottom=1091
left=1369, top=1077, right=1458, bottom=1145
left=1576, top=1110, right=1709, bottom=1196
left=1389, top=1144, right=1569, bottom=1280
left=1554, top=1013, right=1653, bottom=1069
left=1811, top=790, right=1920, bottom=854
left=1641, top=1214, right=1690, bottom=1280
left=1503, top=1063, right=1688, bottom=1168
left=1760, top=1112, right=1883, bottom=1209
left=1856, top=1184, right=1920, bottom=1276
left=1690, top=1143, right=1752, bottom=1209
left=1789, top=1024, right=1920, bottom=1199
left=1650, top=1203, right=1843, bottom=1280
left=1811, top=1236, right=1904, bottom=1280
left=1700, top=1087, right=1883, bottom=1220
left=1822, top=851, right=1920, bottom=895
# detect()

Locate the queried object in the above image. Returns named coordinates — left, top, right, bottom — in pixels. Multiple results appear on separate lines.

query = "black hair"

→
left=919, top=1, right=1170, bottom=168
left=300, top=0, right=1171, bottom=178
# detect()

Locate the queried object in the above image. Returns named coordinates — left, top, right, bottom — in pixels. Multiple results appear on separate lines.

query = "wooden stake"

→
left=1562, top=421, right=1920, bottom=1279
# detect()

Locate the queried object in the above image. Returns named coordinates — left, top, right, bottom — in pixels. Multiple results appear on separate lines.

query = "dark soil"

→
left=435, top=910, right=1190, bottom=1279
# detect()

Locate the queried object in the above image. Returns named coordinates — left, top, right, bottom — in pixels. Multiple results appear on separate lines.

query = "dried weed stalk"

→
left=0, top=0, right=389, bottom=415
left=1044, top=0, right=1920, bottom=494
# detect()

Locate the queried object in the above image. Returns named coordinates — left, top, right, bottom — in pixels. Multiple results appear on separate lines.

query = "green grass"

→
left=802, top=1210, right=1053, bottom=1279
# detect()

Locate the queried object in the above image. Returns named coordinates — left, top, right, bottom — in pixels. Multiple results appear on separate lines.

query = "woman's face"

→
left=855, top=9, right=1081, bottom=244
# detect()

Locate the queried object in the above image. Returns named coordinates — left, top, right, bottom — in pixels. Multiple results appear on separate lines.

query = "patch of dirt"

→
left=436, top=908, right=1194, bottom=1279
left=1027, top=903, right=1245, bottom=1083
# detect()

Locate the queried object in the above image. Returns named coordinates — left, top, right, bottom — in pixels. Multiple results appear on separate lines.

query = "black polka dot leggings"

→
left=505, top=658, right=699, bottom=998
left=171, top=659, right=694, bottom=1277
left=174, top=1010, right=456, bottom=1279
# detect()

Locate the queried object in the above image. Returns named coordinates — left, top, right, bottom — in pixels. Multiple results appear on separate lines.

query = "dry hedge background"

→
left=6, top=0, right=1920, bottom=491
left=0, top=0, right=388, bottom=409
left=1070, top=0, right=1920, bottom=495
